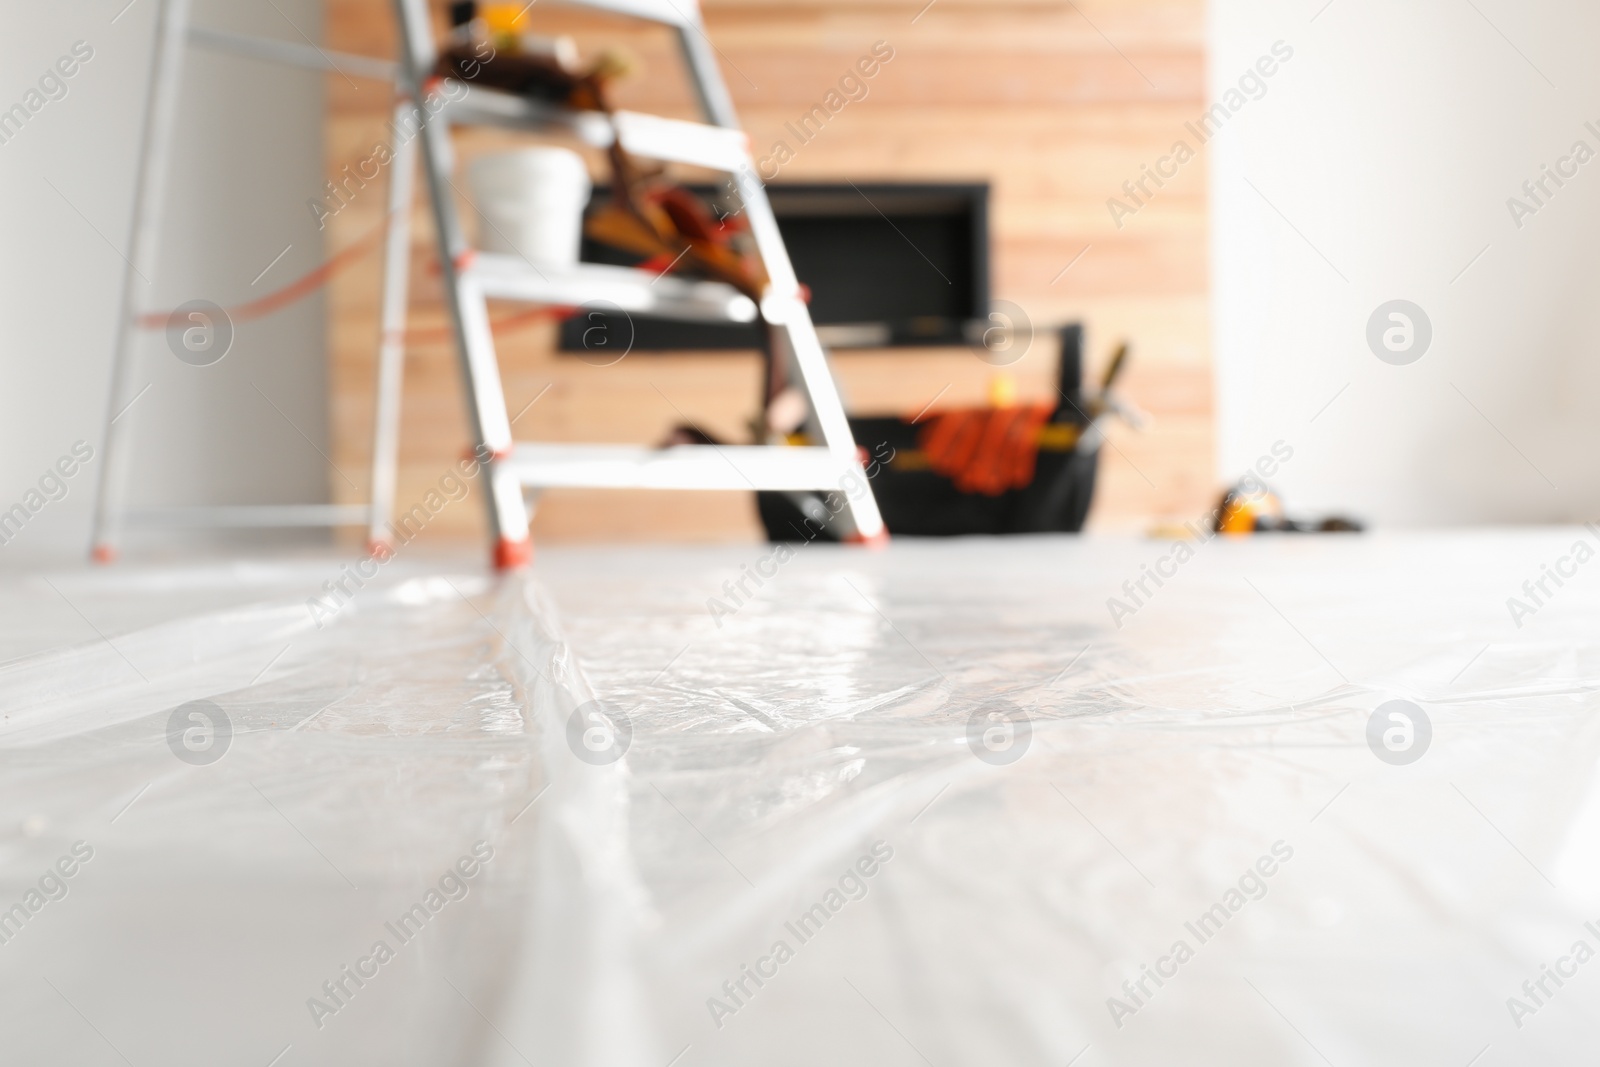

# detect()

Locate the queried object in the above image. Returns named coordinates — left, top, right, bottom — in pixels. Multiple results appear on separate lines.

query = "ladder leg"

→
left=675, top=26, right=887, bottom=544
left=674, top=24, right=739, bottom=128
left=775, top=309, right=887, bottom=542
left=729, top=168, right=886, bottom=543
left=391, top=0, right=532, bottom=568
left=90, top=0, right=195, bottom=562
left=366, top=96, right=417, bottom=558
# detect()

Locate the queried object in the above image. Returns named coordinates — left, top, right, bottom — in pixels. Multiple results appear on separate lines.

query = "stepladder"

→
left=89, top=0, right=413, bottom=561
left=383, top=0, right=888, bottom=568
left=90, top=0, right=887, bottom=568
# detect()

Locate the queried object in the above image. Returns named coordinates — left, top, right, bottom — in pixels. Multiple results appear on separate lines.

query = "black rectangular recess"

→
left=556, top=181, right=990, bottom=353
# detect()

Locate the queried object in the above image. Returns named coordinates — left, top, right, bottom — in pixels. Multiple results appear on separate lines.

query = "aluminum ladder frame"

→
left=89, top=0, right=414, bottom=561
left=387, top=0, right=887, bottom=568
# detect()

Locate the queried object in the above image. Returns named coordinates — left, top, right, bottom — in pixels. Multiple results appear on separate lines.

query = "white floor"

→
left=3, top=531, right=1599, bottom=1065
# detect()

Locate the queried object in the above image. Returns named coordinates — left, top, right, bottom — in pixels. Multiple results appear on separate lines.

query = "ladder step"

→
left=443, top=89, right=751, bottom=172
left=506, top=444, right=856, bottom=491
left=612, top=110, right=751, bottom=172
left=188, top=26, right=397, bottom=82
left=466, top=255, right=758, bottom=323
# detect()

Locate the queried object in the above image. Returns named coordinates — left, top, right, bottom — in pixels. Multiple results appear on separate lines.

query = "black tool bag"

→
left=758, top=325, right=1101, bottom=541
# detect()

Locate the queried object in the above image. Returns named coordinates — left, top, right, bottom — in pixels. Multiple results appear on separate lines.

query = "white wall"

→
left=1212, top=0, right=1600, bottom=526
left=0, top=0, right=329, bottom=564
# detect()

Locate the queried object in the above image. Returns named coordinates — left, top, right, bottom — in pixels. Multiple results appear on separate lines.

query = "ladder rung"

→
left=442, top=89, right=750, bottom=172
left=466, top=255, right=758, bottom=323
left=506, top=444, right=856, bottom=491
left=188, top=26, right=397, bottom=82
left=125, top=505, right=370, bottom=529
left=612, top=110, right=750, bottom=172
left=444, top=88, right=613, bottom=141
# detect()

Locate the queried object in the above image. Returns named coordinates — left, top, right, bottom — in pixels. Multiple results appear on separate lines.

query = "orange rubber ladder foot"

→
left=845, top=529, right=890, bottom=550
left=494, top=537, right=533, bottom=571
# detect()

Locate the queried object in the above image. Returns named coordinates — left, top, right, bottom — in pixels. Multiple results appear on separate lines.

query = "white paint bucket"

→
left=466, top=147, right=592, bottom=269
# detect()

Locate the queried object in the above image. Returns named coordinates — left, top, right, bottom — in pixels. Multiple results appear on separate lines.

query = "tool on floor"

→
left=1213, top=485, right=1363, bottom=534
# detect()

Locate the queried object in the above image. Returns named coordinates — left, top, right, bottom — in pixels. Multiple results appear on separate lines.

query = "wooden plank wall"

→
left=323, top=0, right=1210, bottom=544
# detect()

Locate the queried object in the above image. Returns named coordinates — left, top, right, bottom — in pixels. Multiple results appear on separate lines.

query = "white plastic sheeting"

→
left=4, top=532, right=1600, bottom=1066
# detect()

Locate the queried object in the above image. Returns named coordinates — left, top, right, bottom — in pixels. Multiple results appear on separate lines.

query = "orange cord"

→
left=134, top=213, right=573, bottom=343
